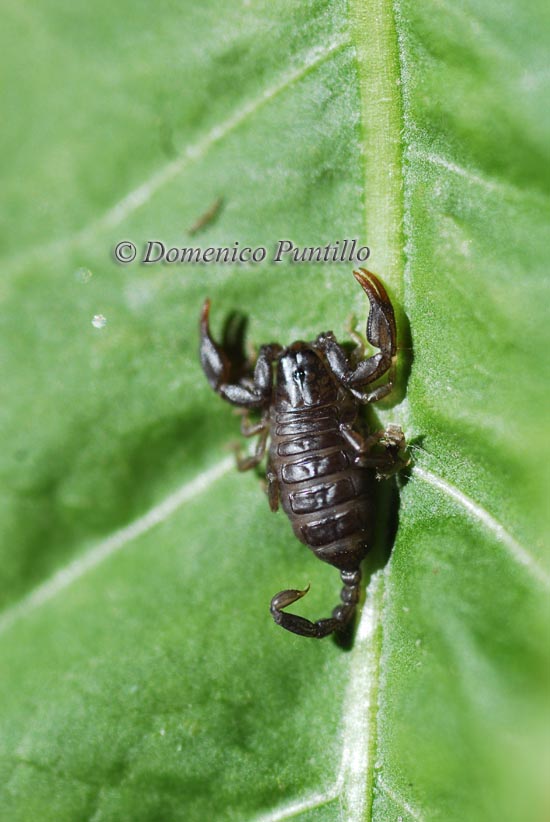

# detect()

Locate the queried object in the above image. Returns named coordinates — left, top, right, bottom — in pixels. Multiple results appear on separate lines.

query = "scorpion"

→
left=199, top=270, right=407, bottom=638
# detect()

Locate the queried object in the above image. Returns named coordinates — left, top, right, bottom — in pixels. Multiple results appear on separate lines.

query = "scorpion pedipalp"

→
left=199, top=299, right=232, bottom=393
left=352, top=268, right=397, bottom=359
left=199, top=299, right=280, bottom=408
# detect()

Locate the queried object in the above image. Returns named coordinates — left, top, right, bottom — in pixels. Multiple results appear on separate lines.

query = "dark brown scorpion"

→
left=199, top=270, right=407, bottom=638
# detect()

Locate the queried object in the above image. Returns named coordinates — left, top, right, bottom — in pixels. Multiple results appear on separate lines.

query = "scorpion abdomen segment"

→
left=271, top=404, right=373, bottom=572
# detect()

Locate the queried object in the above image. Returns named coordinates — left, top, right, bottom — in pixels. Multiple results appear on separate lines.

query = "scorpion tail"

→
left=270, top=569, right=361, bottom=639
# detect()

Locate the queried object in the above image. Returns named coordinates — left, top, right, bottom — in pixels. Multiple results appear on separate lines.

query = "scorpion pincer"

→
left=199, top=270, right=407, bottom=638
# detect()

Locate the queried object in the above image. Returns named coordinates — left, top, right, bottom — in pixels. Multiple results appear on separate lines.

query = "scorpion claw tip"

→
left=352, top=268, right=388, bottom=300
left=352, top=268, right=372, bottom=286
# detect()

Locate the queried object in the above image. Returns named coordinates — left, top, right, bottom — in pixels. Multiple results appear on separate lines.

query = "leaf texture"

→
left=1, top=1, right=549, bottom=820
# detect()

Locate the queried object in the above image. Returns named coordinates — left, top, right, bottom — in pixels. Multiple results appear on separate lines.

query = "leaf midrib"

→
left=346, top=0, right=406, bottom=817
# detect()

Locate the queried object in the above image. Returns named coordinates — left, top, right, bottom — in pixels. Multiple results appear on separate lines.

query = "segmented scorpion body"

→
left=199, top=270, right=406, bottom=638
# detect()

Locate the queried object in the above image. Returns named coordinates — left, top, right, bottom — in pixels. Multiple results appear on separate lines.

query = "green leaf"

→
left=1, top=1, right=548, bottom=820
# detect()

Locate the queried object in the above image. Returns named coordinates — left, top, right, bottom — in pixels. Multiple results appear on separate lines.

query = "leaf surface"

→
left=1, top=1, right=549, bottom=820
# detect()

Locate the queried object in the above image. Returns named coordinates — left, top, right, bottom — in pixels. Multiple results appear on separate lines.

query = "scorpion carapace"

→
left=199, top=270, right=407, bottom=638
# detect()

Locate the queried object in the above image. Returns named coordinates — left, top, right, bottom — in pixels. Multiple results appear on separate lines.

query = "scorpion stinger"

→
left=270, top=570, right=362, bottom=639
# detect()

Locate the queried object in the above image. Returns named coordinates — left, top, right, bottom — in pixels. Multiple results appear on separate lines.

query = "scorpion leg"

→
left=318, top=270, right=397, bottom=403
left=340, top=422, right=408, bottom=475
left=345, top=312, right=368, bottom=366
left=237, top=409, right=268, bottom=437
left=229, top=410, right=272, bottom=470
left=270, top=569, right=361, bottom=638
left=233, top=425, right=269, bottom=471
left=200, top=299, right=281, bottom=408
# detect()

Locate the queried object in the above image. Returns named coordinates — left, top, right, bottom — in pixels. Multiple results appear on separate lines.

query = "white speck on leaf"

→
left=74, top=267, right=92, bottom=282
left=92, top=314, right=107, bottom=329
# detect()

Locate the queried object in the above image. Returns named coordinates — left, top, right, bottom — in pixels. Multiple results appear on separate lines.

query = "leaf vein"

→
left=377, top=776, right=425, bottom=821
left=250, top=788, right=340, bottom=822
left=0, top=457, right=234, bottom=636
left=413, top=465, right=550, bottom=587
left=5, top=36, right=350, bottom=276
left=408, top=148, right=550, bottom=205
left=338, top=571, right=386, bottom=820
left=348, top=0, right=406, bottom=818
